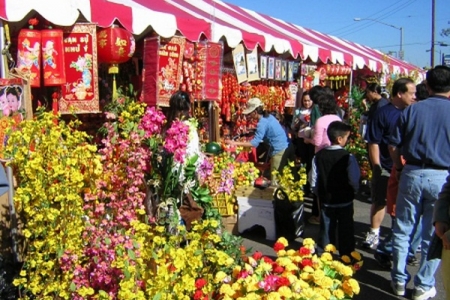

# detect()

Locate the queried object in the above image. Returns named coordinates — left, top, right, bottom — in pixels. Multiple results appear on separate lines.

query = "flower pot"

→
left=273, top=188, right=305, bottom=241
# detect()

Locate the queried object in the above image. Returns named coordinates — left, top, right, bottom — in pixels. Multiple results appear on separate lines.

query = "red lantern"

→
left=347, top=66, right=353, bottom=75
left=97, top=25, right=135, bottom=73
left=328, top=64, right=334, bottom=76
left=326, top=64, right=332, bottom=75
left=41, top=29, right=66, bottom=86
left=17, top=29, right=41, bottom=87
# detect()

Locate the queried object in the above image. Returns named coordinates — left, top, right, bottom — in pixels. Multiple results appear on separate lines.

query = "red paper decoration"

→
left=41, top=29, right=66, bottom=86
left=17, top=29, right=41, bottom=87
left=97, top=25, right=135, bottom=72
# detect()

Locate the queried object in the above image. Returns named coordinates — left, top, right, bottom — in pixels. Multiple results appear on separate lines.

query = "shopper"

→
left=433, top=171, right=450, bottom=300
left=389, top=65, right=450, bottom=300
left=364, top=78, right=417, bottom=266
left=309, top=121, right=360, bottom=256
left=303, top=93, right=342, bottom=224
left=226, top=97, right=294, bottom=183
left=362, top=82, right=390, bottom=248
left=291, top=91, right=315, bottom=175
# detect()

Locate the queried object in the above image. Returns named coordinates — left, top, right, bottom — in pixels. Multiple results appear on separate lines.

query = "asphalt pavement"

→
left=239, top=189, right=446, bottom=300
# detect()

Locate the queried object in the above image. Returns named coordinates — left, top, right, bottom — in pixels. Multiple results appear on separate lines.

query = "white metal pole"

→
left=0, top=20, right=6, bottom=77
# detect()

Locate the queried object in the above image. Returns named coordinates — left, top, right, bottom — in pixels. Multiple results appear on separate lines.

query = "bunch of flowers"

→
left=7, top=90, right=363, bottom=299
left=215, top=237, right=362, bottom=299
left=272, top=161, right=308, bottom=202
left=346, top=85, right=370, bottom=181
left=233, top=161, right=260, bottom=187
left=6, top=109, right=102, bottom=298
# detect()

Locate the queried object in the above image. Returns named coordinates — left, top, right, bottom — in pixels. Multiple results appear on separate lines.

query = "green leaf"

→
left=194, top=249, right=203, bottom=256
left=153, top=293, right=162, bottom=300
left=69, top=282, right=76, bottom=292
left=116, top=248, right=123, bottom=256
left=99, top=290, right=109, bottom=299
left=124, top=268, right=131, bottom=280
left=200, top=195, right=213, bottom=203
left=128, top=249, right=136, bottom=260
left=132, top=241, right=140, bottom=249
left=57, top=248, right=64, bottom=259
left=104, top=237, right=111, bottom=245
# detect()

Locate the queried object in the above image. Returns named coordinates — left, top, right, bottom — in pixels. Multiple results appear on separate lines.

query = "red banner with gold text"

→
left=142, top=36, right=185, bottom=107
left=59, top=23, right=99, bottom=114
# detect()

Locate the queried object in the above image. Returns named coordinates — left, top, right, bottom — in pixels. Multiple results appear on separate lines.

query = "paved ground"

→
left=238, top=190, right=446, bottom=300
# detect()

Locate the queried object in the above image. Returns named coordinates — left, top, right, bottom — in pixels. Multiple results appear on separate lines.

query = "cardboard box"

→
left=222, top=215, right=238, bottom=235
left=234, top=186, right=275, bottom=201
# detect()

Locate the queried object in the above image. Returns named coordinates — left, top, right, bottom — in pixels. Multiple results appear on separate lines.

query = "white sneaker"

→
left=362, top=232, right=379, bottom=249
left=391, top=281, right=406, bottom=296
left=412, top=286, right=436, bottom=300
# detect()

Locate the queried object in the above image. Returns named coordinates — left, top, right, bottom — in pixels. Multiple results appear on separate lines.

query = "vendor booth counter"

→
left=235, top=186, right=276, bottom=241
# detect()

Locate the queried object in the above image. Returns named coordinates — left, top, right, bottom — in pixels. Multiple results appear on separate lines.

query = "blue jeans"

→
left=319, top=203, right=355, bottom=257
left=391, top=165, right=446, bottom=290
left=377, top=216, right=422, bottom=256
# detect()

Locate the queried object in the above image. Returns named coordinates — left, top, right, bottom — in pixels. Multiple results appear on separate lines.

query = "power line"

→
left=330, top=0, right=417, bottom=37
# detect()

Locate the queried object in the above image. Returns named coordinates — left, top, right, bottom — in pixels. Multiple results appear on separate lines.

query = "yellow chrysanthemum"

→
left=341, top=255, right=351, bottom=264
left=351, top=251, right=362, bottom=261
left=277, top=237, right=289, bottom=247
left=324, top=244, right=337, bottom=253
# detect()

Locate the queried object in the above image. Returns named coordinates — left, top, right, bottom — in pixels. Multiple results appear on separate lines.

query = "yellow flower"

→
left=23, top=229, right=32, bottom=238
left=303, top=238, right=315, bottom=246
left=320, top=252, right=333, bottom=262
left=276, top=237, right=289, bottom=247
left=215, top=271, right=228, bottom=283
left=277, top=286, right=292, bottom=298
left=348, top=278, right=360, bottom=294
left=324, top=244, right=337, bottom=253
left=333, top=288, right=346, bottom=299
left=318, top=276, right=334, bottom=289
left=351, top=251, right=362, bottom=261
left=219, top=284, right=235, bottom=296
left=267, top=291, right=282, bottom=299
left=341, top=255, right=351, bottom=264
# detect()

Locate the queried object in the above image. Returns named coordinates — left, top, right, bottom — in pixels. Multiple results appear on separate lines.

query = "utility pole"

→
left=431, top=0, right=436, bottom=67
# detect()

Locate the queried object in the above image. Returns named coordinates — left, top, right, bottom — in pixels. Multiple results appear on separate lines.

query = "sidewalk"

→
left=240, top=192, right=446, bottom=300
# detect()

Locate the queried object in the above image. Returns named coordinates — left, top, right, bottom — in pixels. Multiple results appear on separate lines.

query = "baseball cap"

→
left=242, top=98, right=262, bottom=115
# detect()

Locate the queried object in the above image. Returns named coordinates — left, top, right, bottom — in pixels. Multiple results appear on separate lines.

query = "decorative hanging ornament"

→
left=97, top=25, right=135, bottom=71
left=97, top=25, right=135, bottom=98
left=17, top=18, right=41, bottom=87
left=41, top=28, right=66, bottom=86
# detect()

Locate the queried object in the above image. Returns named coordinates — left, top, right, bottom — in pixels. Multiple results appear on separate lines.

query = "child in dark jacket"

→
left=310, top=121, right=360, bottom=256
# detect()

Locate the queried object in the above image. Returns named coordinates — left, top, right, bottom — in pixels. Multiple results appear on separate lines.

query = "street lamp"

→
left=354, top=17, right=404, bottom=60
left=427, top=42, right=449, bottom=66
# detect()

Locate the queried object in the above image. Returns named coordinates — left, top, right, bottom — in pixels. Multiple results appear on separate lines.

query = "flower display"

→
left=6, top=90, right=362, bottom=299
left=272, top=161, right=308, bottom=202
left=215, top=237, right=363, bottom=299
left=346, top=85, right=371, bottom=181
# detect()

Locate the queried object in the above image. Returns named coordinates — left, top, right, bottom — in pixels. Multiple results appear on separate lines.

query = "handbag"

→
left=427, top=232, right=443, bottom=260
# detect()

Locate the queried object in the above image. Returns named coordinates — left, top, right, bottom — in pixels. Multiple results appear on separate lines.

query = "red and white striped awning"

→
left=0, top=0, right=421, bottom=74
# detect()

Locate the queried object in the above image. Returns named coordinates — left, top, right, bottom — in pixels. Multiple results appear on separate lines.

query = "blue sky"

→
left=223, top=0, right=450, bottom=68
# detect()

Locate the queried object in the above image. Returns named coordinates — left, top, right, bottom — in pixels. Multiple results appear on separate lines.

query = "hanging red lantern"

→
left=97, top=25, right=135, bottom=71
left=17, top=26, right=41, bottom=87
left=326, top=64, right=332, bottom=75
left=41, top=28, right=66, bottom=86
left=97, top=25, right=135, bottom=97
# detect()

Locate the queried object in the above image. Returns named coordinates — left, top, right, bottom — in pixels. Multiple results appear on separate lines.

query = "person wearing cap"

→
left=225, top=97, right=294, bottom=183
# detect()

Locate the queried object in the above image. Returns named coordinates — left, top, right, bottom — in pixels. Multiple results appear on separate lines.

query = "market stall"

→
left=0, top=1, right=425, bottom=298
